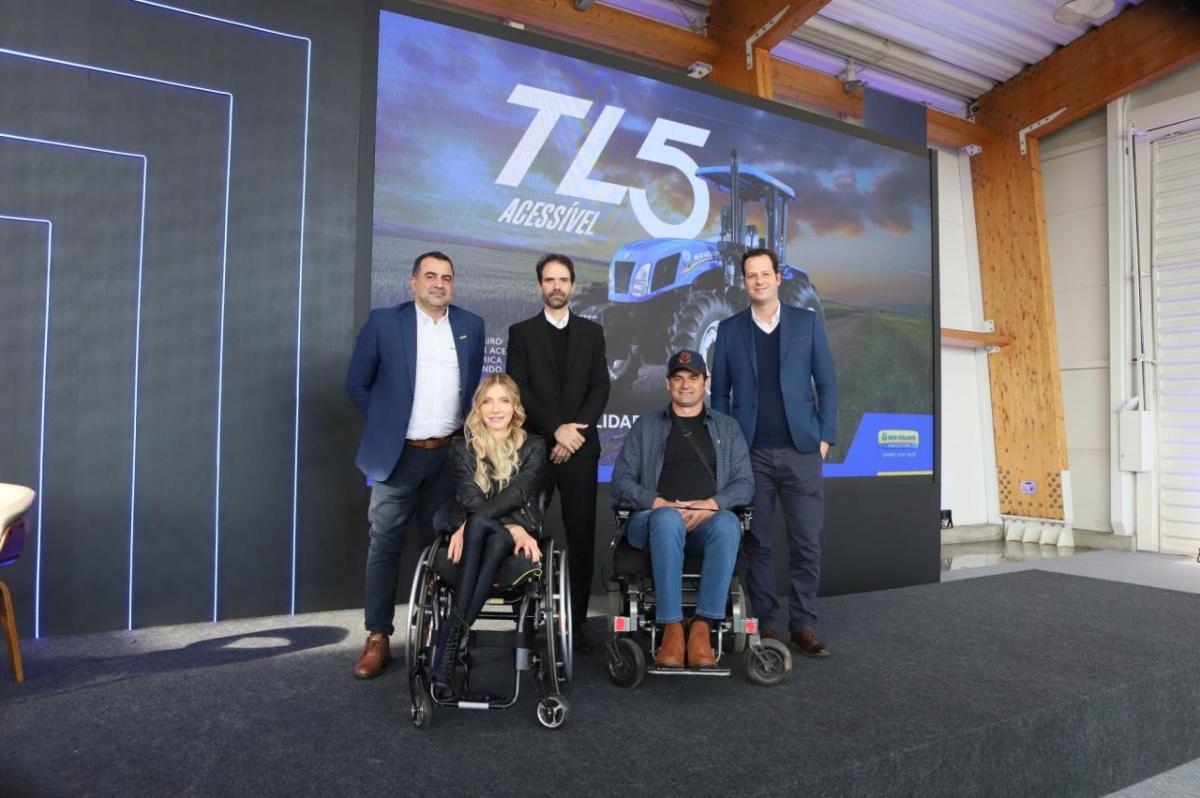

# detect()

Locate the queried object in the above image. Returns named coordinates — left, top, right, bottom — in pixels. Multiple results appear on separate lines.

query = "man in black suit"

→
left=506, top=254, right=610, bottom=639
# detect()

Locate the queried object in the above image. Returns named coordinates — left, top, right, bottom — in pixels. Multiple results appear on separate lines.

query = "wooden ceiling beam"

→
left=976, top=0, right=1200, bottom=138
left=964, top=0, right=1200, bottom=519
left=707, top=0, right=832, bottom=54
left=435, top=0, right=989, bottom=148
left=434, top=0, right=723, bottom=68
left=771, top=60, right=994, bottom=150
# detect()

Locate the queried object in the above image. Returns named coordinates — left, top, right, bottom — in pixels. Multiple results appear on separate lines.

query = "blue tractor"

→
left=577, top=150, right=821, bottom=390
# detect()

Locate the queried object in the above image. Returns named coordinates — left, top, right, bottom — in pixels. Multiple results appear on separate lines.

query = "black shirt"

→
left=656, top=409, right=717, bottom=502
left=545, top=318, right=570, bottom=387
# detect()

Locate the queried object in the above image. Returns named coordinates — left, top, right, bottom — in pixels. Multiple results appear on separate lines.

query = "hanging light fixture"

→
left=1053, top=0, right=1116, bottom=26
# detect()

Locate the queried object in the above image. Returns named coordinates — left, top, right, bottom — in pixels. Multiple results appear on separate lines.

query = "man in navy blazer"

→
left=345, top=251, right=484, bottom=679
left=711, top=248, right=837, bottom=657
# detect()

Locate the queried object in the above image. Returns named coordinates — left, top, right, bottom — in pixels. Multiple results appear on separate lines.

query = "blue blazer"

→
left=345, top=301, right=485, bottom=482
left=710, top=304, right=837, bottom=454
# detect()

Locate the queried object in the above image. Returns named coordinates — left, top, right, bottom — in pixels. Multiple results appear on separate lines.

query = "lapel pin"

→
left=458, top=334, right=467, bottom=339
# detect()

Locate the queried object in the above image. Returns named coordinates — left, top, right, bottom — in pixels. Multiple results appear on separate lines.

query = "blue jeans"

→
left=625, top=507, right=741, bottom=624
left=364, top=445, right=453, bottom=635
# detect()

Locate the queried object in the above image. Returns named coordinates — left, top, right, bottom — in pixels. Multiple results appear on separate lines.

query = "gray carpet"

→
left=3, top=570, right=1200, bottom=797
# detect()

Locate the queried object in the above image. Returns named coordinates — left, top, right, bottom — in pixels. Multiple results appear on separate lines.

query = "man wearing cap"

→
left=710, top=247, right=837, bottom=657
left=611, top=350, right=754, bottom=669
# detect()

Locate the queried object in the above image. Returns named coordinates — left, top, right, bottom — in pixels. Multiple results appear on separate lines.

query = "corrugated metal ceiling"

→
left=602, top=0, right=1142, bottom=116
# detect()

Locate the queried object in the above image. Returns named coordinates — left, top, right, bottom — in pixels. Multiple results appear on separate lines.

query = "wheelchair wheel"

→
left=405, top=545, right=434, bottom=673
left=536, top=693, right=569, bottom=730
left=606, top=638, right=646, bottom=689
left=410, top=676, right=433, bottom=730
left=539, top=542, right=562, bottom=698
left=745, top=638, right=792, bottom=686
left=555, top=546, right=573, bottom=683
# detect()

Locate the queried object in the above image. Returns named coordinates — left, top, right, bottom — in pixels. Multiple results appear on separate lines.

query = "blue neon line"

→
left=127, top=0, right=313, bottom=617
left=129, top=0, right=310, bottom=41
left=0, top=214, right=52, bottom=639
left=289, top=42, right=312, bottom=615
left=129, top=159, right=148, bottom=632
left=0, top=132, right=146, bottom=635
left=212, top=101, right=233, bottom=622
left=0, top=47, right=232, bottom=630
left=0, top=46, right=229, bottom=100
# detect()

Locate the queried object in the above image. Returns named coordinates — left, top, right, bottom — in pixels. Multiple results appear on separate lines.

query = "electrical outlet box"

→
left=1119, top=410, right=1156, bottom=472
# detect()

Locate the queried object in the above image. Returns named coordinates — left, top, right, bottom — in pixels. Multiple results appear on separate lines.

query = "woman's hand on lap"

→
left=448, top=524, right=465, bottom=564
left=507, top=524, right=541, bottom=563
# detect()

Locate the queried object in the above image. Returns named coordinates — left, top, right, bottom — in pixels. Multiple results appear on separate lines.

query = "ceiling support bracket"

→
left=1018, top=107, right=1067, bottom=155
left=745, top=5, right=791, bottom=69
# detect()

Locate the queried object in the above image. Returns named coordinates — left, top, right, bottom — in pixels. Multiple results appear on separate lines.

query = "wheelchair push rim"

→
left=405, top=544, right=435, bottom=674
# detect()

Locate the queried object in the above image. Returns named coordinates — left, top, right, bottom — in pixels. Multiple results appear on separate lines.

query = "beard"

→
left=544, top=293, right=569, bottom=309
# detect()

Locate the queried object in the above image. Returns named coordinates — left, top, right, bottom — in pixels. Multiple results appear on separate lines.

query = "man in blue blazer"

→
left=711, top=248, right=837, bottom=657
left=345, top=251, right=484, bottom=679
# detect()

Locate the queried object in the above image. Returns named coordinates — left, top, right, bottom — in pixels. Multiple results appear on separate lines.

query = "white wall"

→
left=1041, top=111, right=1111, bottom=532
left=938, top=149, right=999, bottom=526
left=1033, top=63, right=1200, bottom=542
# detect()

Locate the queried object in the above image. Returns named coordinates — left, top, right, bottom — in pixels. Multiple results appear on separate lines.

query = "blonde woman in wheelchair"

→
left=428, top=373, right=546, bottom=692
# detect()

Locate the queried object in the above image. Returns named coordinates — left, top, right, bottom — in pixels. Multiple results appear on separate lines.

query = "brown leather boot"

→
left=686, top=618, right=717, bottom=668
left=791, top=628, right=830, bottom=658
left=654, top=622, right=685, bottom=668
left=353, top=632, right=391, bottom=679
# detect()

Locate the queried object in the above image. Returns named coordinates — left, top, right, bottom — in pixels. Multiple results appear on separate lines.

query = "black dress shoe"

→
left=791, top=628, right=830, bottom=657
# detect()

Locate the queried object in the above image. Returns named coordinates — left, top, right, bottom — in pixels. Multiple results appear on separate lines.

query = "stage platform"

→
left=3, top=568, right=1200, bottom=796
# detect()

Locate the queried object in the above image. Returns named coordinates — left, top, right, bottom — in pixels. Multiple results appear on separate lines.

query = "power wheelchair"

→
left=405, top=523, right=572, bottom=730
left=604, top=505, right=792, bottom=687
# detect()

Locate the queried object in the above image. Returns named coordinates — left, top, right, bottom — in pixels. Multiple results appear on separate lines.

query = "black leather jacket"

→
left=435, top=434, right=546, bottom=534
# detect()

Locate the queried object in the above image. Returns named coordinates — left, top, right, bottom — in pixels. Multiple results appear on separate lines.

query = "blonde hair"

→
left=463, top=373, right=528, bottom=494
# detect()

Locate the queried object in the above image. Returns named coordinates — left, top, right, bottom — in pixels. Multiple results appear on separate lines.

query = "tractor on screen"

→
left=576, top=149, right=822, bottom=391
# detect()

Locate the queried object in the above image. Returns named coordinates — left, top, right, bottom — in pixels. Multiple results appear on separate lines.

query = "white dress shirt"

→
left=406, top=306, right=462, bottom=439
left=751, top=303, right=781, bottom=334
left=544, top=308, right=570, bottom=330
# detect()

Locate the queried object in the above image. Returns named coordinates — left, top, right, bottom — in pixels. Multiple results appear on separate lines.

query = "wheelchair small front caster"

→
left=410, top=677, right=433, bottom=730
left=606, top=638, right=646, bottom=688
left=536, top=693, right=569, bottom=730
left=745, top=638, right=792, bottom=686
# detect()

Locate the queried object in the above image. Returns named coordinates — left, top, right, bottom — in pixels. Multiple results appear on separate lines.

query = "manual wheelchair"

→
left=604, top=505, right=792, bottom=687
left=404, top=525, right=573, bottom=730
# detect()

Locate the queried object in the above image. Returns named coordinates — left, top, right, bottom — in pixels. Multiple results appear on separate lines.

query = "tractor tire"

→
left=780, top=268, right=824, bottom=320
left=575, top=282, right=642, bottom=393
left=667, top=290, right=735, bottom=369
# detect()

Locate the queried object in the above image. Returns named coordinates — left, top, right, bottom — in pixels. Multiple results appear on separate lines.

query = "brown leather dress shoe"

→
left=791, top=628, right=830, bottom=657
left=686, top=618, right=717, bottom=668
left=654, top=622, right=685, bottom=668
left=760, top=627, right=780, bottom=641
left=353, top=632, right=391, bottom=679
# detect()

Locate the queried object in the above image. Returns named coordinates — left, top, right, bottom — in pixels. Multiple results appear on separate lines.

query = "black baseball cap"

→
left=667, top=349, right=707, bottom=376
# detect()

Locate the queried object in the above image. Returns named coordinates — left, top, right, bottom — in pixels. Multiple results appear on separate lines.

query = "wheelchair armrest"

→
left=730, top=505, right=754, bottom=531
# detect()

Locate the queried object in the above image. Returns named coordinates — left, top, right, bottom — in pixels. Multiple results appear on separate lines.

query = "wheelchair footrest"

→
left=470, top=629, right=536, bottom=649
left=647, top=665, right=731, bottom=677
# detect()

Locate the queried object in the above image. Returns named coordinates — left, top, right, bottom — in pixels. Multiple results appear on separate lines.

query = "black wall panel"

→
left=0, top=0, right=369, bottom=635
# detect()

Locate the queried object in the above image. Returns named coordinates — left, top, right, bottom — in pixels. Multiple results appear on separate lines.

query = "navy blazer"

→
left=345, top=301, right=485, bottom=482
left=710, top=304, right=837, bottom=454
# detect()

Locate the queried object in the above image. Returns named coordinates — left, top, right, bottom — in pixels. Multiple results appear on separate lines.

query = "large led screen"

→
left=372, top=8, right=935, bottom=480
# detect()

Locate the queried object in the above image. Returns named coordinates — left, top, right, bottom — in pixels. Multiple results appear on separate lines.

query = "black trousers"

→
left=542, top=450, right=599, bottom=624
left=453, top=515, right=514, bottom=626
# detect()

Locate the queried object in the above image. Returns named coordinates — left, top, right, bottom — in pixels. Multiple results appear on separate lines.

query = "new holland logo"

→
left=877, top=430, right=919, bottom=448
